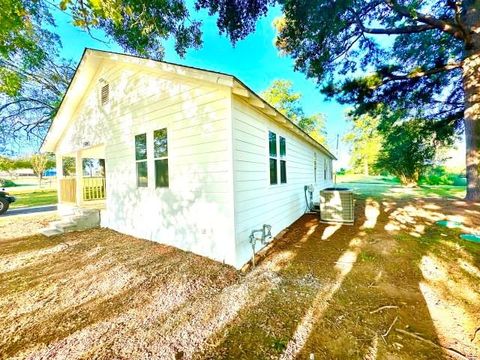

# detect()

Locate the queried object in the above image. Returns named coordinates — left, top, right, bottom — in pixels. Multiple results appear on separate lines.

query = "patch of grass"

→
left=417, top=185, right=465, bottom=199
left=358, top=251, right=376, bottom=262
left=338, top=175, right=465, bottom=201
left=9, top=189, right=57, bottom=208
left=272, top=338, right=287, bottom=351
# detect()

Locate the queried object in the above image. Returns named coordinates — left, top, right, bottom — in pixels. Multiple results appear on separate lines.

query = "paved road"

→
left=2, top=205, right=57, bottom=217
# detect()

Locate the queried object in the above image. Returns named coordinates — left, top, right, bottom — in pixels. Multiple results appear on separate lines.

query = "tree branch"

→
left=385, top=0, right=464, bottom=40
left=361, top=24, right=434, bottom=35
left=351, top=10, right=435, bottom=35
left=382, top=61, right=462, bottom=82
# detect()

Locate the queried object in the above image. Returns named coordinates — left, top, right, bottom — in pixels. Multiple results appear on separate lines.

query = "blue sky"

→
left=53, top=5, right=351, bottom=167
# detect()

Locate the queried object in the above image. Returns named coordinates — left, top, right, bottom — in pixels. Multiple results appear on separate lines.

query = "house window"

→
left=324, top=158, right=327, bottom=180
left=314, top=153, right=317, bottom=183
left=279, top=136, right=287, bottom=184
left=154, top=128, right=169, bottom=188
left=135, top=133, right=148, bottom=187
left=101, top=84, right=109, bottom=106
left=269, top=131, right=277, bottom=185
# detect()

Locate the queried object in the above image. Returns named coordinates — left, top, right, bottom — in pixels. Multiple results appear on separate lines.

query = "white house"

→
left=41, top=49, right=335, bottom=269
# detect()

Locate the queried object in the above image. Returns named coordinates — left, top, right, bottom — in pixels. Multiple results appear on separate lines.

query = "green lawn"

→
left=8, top=189, right=58, bottom=208
left=337, top=174, right=466, bottom=200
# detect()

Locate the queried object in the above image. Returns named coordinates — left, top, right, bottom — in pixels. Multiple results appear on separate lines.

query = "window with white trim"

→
left=269, top=131, right=287, bottom=185
left=324, top=158, right=327, bottom=180
left=101, top=83, right=109, bottom=106
left=154, top=128, right=169, bottom=188
left=135, top=133, right=148, bottom=187
left=314, top=152, right=317, bottom=183
left=269, top=131, right=277, bottom=185
left=279, top=136, right=287, bottom=184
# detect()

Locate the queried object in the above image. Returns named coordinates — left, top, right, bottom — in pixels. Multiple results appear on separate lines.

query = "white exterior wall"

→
left=55, top=62, right=237, bottom=266
left=232, top=96, right=334, bottom=267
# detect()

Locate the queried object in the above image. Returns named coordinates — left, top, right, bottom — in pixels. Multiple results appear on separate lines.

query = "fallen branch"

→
left=395, top=329, right=469, bottom=360
left=370, top=305, right=398, bottom=314
left=472, top=326, right=480, bottom=342
left=383, top=316, right=398, bottom=339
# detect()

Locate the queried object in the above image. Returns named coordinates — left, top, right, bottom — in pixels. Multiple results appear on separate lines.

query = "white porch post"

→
left=75, top=151, right=82, bottom=206
left=55, top=154, right=63, bottom=203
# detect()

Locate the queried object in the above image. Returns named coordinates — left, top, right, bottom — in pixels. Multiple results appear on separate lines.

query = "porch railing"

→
left=83, top=177, right=106, bottom=201
left=59, top=178, right=76, bottom=203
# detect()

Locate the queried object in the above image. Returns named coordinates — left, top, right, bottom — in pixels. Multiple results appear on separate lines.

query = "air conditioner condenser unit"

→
left=320, top=188, right=354, bottom=224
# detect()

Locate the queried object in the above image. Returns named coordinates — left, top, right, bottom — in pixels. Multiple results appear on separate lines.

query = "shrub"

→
left=0, top=178, right=17, bottom=187
left=419, top=166, right=464, bottom=186
left=336, top=168, right=347, bottom=175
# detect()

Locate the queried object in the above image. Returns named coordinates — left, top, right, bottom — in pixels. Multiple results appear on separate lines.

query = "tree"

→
left=261, top=80, right=327, bottom=144
left=0, top=0, right=204, bottom=147
left=30, top=153, right=54, bottom=186
left=0, top=156, right=16, bottom=181
left=344, top=114, right=382, bottom=176
left=195, top=0, right=480, bottom=201
left=0, top=57, right=75, bottom=153
left=62, top=157, right=76, bottom=176
left=376, top=119, right=447, bottom=186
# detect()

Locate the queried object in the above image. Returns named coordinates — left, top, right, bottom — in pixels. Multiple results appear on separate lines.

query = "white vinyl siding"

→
left=55, top=63, right=236, bottom=266
left=53, top=55, right=335, bottom=269
left=231, top=96, right=333, bottom=267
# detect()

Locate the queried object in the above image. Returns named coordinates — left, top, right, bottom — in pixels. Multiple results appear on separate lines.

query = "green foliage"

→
left=0, top=178, right=17, bottom=187
left=62, top=157, right=75, bottom=176
left=0, top=0, right=205, bottom=150
left=419, top=166, right=466, bottom=186
left=196, top=0, right=475, bottom=196
left=261, top=80, right=302, bottom=120
left=343, top=114, right=382, bottom=175
left=261, top=79, right=327, bottom=144
left=336, top=168, right=346, bottom=175
left=375, top=119, right=445, bottom=185
left=57, top=0, right=202, bottom=59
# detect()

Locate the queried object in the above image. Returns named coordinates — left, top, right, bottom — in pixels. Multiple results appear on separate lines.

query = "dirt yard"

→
left=0, top=194, right=479, bottom=359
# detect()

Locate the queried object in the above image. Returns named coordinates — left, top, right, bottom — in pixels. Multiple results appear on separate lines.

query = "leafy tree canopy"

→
left=343, top=114, right=382, bottom=176
left=261, top=79, right=327, bottom=144
left=2, top=0, right=479, bottom=200
left=195, top=0, right=479, bottom=200
left=376, top=118, right=454, bottom=185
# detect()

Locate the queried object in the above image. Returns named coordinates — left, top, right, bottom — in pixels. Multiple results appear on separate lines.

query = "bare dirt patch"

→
left=0, top=197, right=478, bottom=359
left=0, top=213, right=58, bottom=240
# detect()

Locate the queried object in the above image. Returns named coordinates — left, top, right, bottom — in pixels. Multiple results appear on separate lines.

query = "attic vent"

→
left=101, top=84, right=109, bottom=105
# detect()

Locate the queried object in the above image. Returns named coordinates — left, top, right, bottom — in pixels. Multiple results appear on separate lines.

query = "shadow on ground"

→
left=0, top=196, right=478, bottom=359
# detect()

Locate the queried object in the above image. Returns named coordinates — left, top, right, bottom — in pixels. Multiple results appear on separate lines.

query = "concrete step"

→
left=54, top=222, right=78, bottom=233
left=39, top=227, right=63, bottom=237
left=39, top=208, right=100, bottom=237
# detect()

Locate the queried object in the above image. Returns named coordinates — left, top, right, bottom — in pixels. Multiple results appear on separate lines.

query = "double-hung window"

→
left=324, top=158, right=327, bottom=180
left=269, top=131, right=277, bottom=185
left=279, top=136, right=287, bottom=184
left=314, top=153, right=317, bottom=183
left=154, top=128, right=169, bottom=188
left=135, top=133, right=148, bottom=187
left=269, top=131, right=287, bottom=185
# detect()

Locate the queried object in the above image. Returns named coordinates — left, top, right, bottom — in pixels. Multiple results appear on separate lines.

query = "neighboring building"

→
left=41, top=49, right=335, bottom=269
left=44, top=168, right=57, bottom=177
left=12, top=168, right=35, bottom=177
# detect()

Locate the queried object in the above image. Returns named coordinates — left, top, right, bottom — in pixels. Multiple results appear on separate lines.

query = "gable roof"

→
left=42, top=48, right=336, bottom=160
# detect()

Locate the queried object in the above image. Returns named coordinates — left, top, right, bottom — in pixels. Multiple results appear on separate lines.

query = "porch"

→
left=56, top=144, right=106, bottom=209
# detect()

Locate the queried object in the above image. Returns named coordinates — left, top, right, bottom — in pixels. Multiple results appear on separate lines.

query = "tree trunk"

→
left=463, top=3, right=480, bottom=202
left=364, top=160, right=369, bottom=176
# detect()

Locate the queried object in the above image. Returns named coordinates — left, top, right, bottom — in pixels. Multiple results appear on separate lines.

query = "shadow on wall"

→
left=98, top=70, right=233, bottom=264
left=104, top=173, right=234, bottom=265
